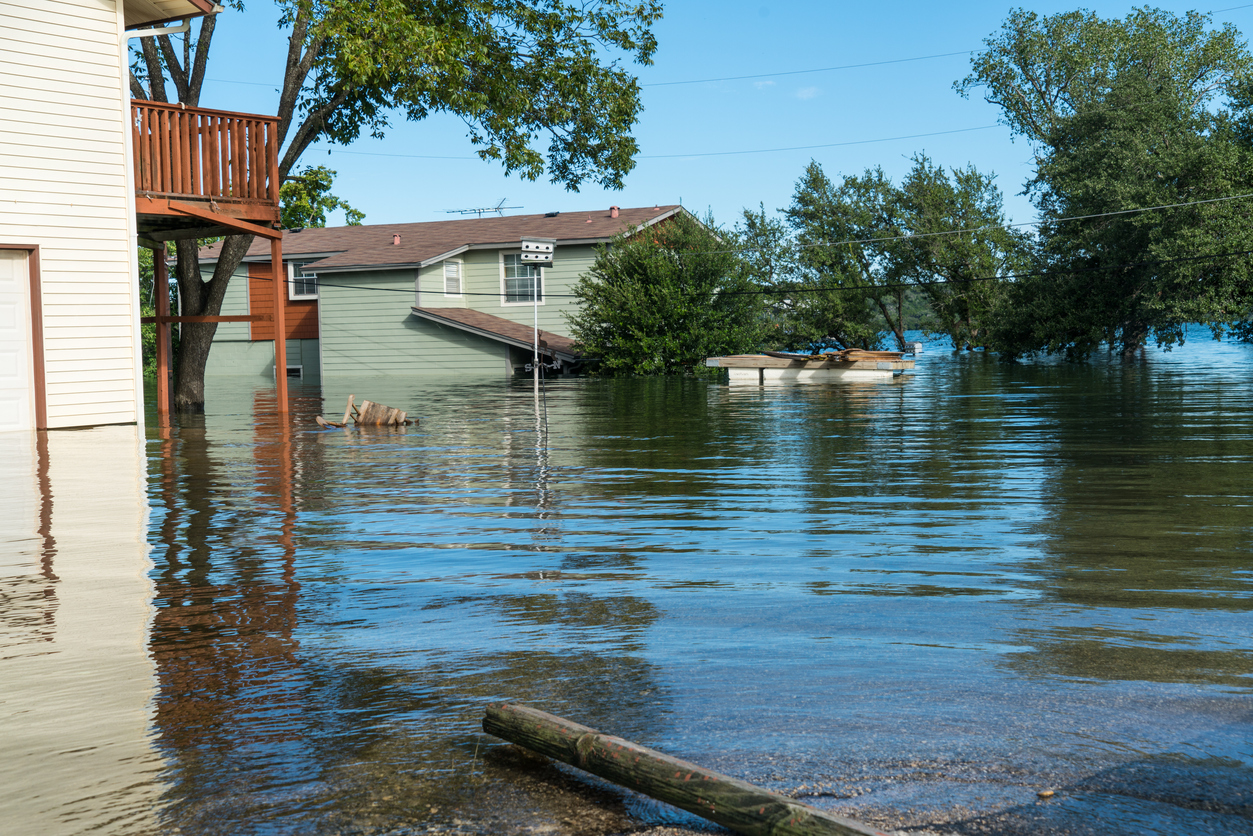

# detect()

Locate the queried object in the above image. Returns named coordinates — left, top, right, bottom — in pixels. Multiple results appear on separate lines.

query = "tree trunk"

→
left=172, top=234, right=255, bottom=412
left=1120, top=319, right=1148, bottom=360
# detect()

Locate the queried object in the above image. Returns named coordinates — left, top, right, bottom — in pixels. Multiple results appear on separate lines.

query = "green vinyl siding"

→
left=284, top=243, right=604, bottom=378
left=319, top=269, right=512, bottom=377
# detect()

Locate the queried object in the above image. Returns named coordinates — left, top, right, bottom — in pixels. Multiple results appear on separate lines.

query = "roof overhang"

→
left=410, top=308, right=579, bottom=363
left=124, top=0, right=220, bottom=30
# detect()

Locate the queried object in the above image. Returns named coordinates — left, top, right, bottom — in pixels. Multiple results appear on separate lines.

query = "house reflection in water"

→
left=0, top=427, right=162, bottom=834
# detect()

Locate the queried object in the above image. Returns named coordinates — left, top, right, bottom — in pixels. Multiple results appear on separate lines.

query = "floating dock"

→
left=705, top=350, right=914, bottom=384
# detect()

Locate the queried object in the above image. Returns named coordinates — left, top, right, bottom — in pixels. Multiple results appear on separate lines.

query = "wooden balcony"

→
left=132, top=99, right=281, bottom=240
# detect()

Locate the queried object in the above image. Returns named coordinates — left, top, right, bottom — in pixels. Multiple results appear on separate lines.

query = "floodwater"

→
left=3, top=333, right=1252, bottom=836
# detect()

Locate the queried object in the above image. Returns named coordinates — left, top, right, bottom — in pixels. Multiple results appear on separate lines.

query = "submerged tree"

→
left=566, top=212, right=763, bottom=375
left=958, top=7, right=1253, bottom=359
left=768, top=158, right=1021, bottom=352
left=897, top=154, right=1028, bottom=350
left=131, top=0, right=663, bottom=411
left=784, top=162, right=910, bottom=350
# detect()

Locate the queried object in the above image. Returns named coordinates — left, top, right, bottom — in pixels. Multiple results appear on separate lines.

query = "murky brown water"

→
left=2, top=333, right=1252, bottom=835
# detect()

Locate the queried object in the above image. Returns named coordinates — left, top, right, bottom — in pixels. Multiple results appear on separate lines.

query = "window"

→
left=288, top=262, right=317, bottom=300
left=443, top=261, right=461, bottom=296
left=502, top=253, right=542, bottom=304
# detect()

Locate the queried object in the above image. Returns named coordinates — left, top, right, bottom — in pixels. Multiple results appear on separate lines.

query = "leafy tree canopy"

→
left=758, top=157, right=1021, bottom=352
left=280, top=165, right=364, bottom=229
left=566, top=212, right=764, bottom=375
left=960, top=7, right=1253, bottom=359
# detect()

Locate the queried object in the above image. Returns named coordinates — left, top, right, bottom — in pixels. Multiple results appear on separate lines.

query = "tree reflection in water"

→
left=147, top=383, right=672, bottom=835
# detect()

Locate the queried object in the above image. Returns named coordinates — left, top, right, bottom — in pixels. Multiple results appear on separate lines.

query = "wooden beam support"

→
left=271, top=236, right=288, bottom=413
left=483, top=704, right=888, bottom=836
left=153, top=244, right=170, bottom=420
left=167, top=200, right=283, bottom=238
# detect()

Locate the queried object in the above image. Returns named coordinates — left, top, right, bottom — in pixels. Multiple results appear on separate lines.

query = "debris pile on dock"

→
left=315, top=394, right=415, bottom=428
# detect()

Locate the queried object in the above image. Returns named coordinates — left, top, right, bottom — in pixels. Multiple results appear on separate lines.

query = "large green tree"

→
left=784, top=162, right=911, bottom=350
left=131, top=0, right=662, bottom=411
left=897, top=155, right=1028, bottom=350
left=566, top=213, right=764, bottom=375
left=769, top=158, right=1020, bottom=352
left=957, top=7, right=1253, bottom=359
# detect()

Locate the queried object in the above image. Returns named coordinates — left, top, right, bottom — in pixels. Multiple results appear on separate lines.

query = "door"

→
left=0, top=249, right=36, bottom=432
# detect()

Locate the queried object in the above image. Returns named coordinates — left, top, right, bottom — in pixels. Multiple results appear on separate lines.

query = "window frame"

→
left=442, top=259, right=463, bottom=298
left=499, top=251, right=544, bottom=306
left=287, top=261, right=318, bottom=301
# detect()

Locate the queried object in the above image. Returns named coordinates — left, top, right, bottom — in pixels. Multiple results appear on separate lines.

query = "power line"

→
left=275, top=246, right=1253, bottom=300
left=788, top=191, right=1253, bottom=251
left=308, top=124, right=1002, bottom=164
left=642, top=51, right=972, bottom=87
left=639, top=126, right=999, bottom=159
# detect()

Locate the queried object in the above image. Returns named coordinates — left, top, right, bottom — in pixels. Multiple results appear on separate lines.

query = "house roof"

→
left=410, top=308, right=580, bottom=361
left=198, top=206, right=683, bottom=272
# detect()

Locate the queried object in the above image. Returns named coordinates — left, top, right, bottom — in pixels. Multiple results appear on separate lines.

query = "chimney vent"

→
left=609, top=206, right=620, bottom=219
left=392, top=234, right=401, bottom=246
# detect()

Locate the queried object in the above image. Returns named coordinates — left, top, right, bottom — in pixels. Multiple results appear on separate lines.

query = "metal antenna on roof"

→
left=444, top=198, right=522, bottom=218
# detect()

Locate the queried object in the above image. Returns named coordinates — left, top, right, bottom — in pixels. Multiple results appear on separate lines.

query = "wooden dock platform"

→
left=705, top=351, right=914, bottom=384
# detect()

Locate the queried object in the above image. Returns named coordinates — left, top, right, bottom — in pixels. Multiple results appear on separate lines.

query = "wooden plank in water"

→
left=483, top=703, right=888, bottom=836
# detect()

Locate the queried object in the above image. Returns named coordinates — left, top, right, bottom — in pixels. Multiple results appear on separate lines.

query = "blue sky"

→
left=188, top=1, right=1253, bottom=231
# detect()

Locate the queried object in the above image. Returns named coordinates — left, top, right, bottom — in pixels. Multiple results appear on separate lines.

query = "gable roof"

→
left=199, top=206, right=683, bottom=272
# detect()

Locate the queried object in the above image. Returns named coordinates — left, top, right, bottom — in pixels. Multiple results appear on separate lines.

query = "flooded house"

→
left=1, top=0, right=289, bottom=431
left=196, top=206, right=684, bottom=381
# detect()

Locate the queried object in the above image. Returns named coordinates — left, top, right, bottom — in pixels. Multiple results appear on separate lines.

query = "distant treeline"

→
left=569, top=7, right=1253, bottom=373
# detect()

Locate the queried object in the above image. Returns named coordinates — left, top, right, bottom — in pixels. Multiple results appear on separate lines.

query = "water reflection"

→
left=146, top=382, right=673, bottom=834
left=0, top=426, right=162, bottom=835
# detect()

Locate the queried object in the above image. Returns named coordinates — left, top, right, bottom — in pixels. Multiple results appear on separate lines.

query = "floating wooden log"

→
left=482, top=703, right=888, bottom=836
left=314, top=415, right=345, bottom=429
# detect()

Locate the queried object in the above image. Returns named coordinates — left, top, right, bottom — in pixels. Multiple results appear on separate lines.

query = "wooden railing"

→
left=132, top=100, right=280, bottom=209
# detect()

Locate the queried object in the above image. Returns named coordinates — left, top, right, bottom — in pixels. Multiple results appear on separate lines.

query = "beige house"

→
left=0, top=0, right=284, bottom=431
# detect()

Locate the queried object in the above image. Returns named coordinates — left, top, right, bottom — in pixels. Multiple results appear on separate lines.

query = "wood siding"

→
left=0, top=0, right=140, bottom=428
left=248, top=262, right=319, bottom=341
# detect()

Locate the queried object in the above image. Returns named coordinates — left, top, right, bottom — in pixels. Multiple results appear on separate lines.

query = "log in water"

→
left=482, top=703, right=888, bottom=836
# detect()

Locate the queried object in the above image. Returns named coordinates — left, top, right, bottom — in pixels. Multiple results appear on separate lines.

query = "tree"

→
left=897, top=155, right=1028, bottom=350
left=565, top=213, right=764, bottom=375
left=280, top=165, right=364, bottom=229
left=131, top=0, right=663, bottom=411
left=782, top=162, right=912, bottom=351
left=957, top=7, right=1253, bottom=359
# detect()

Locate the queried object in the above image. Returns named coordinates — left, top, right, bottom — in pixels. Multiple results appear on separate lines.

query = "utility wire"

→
left=277, top=246, right=1253, bottom=300
left=782, top=191, right=1253, bottom=251
left=643, top=51, right=973, bottom=87
left=308, top=124, right=1003, bottom=163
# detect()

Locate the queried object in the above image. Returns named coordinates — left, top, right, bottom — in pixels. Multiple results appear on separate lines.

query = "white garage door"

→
left=0, top=249, right=36, bottom=433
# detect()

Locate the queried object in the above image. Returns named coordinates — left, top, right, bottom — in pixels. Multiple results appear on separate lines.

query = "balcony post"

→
left=154, top=244, right=171, bottom=420
left=271, top=236, right=288, bottom=412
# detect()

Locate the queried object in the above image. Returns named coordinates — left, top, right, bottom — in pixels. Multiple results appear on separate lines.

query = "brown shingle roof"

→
left=410, top=307, right=580, bottom=360
left=199, top=206, right=682, bottom=270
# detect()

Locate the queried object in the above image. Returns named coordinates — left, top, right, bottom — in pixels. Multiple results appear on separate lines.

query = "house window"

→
left=444, top=261, right=461, bottom=296
left=288, top=262, right=317, bottom=300
left=502, top=253, right=542, bottom=304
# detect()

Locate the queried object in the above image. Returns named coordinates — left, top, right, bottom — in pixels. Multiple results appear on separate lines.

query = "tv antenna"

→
left=445, top=198, right=522, bottom=218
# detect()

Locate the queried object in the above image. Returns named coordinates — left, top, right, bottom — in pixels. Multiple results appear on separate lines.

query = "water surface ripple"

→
left=8, top=337, right=1250, bottom=835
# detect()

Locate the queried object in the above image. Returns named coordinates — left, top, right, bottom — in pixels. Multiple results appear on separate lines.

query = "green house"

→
left=198, top=206, right=682, bottom=382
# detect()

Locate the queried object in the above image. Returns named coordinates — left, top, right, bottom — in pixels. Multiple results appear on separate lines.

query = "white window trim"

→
left=287, top=262, right=318, bottom=301
left=499, top=251, right=544, bottom=307
left=443, top=259, right=463, bottom=298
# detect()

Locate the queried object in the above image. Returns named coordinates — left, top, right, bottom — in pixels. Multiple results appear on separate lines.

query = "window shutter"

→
left=444, top=262, right=461, bottom=295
